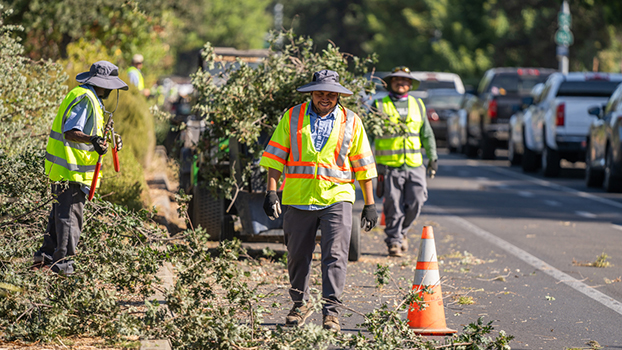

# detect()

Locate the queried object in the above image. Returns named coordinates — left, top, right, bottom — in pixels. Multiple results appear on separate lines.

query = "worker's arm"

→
left=267, top=168, right=282, bottom=191
left=358, top=178, right=374, bottom=206
left=64, top=129, right=93, bottom=143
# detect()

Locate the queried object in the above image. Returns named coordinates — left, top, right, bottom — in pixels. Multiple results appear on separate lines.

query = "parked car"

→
left=447, top=93, right=478, bottom=153
left=465, top=67, right=555, bottom=159
left=507, top=83, right=545, bottom=165
left=585, top=82, right=622, bottom=192
left=422, top=89, right=464, bottom=141
left=522, top=72, right=622, bottom=177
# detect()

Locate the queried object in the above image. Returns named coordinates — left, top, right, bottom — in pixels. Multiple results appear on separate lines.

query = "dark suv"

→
left=465, top=67, right=555, bottom=159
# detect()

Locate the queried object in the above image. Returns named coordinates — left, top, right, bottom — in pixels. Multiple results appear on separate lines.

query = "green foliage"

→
left=0, top=6, right=67, bottom=156
left=192, top=30, right=378, bottom=197
left=1, top=0, right=175, bottom=82
left=171, top=0, right=273, bottom=51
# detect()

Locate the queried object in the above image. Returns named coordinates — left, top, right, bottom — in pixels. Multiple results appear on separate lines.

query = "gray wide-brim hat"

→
left=297, top=70, right=353, bottom=97
left=383, top=68, right=421, bottom=91
left=76, top=61, right=129, bottom=90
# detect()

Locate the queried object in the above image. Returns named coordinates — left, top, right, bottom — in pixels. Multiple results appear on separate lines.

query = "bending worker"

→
left=373, top=66, right=438, bottom=257
left=260, top=70, right=378, bottom=332
left=33, top=61, right=127, bottom=274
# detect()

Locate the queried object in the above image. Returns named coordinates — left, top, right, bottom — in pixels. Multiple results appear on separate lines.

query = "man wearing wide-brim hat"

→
left=260, top=69, right=378, bottom=332
left=33, top=61, right=128, bottom=275
left=373, top=66, right=438, bottom=257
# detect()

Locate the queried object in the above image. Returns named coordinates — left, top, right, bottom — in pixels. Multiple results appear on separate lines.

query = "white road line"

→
left=427, top=205, right=622, bottom=317
left=575, top=211, right=597, bottom=219
left=612, top=224, right=622, bottom=232
left=544, top=200, right=561, bottom=207
left=488, top=167, right=622, bottom=210
left=476, top=177, right=489, bottom=182
left=517, top=191, right=534, bottom=198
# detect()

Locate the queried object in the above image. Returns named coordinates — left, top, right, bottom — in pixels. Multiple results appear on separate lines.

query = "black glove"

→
left=376, top=175, right=385, bottom=198
left=360, top=204, right=378, bottom=232
left=427, top=159, right=438, bottom=178
left=263, top=190, right=281, bottom=220
left=89, top=135, right=108, bottom=155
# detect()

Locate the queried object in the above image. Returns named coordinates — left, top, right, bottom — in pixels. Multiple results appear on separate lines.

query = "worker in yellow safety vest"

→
left=373, top=66, right=438, bottom=257
left=33, top=61, right=128, bottom=275
left=260, top=70, right=378, bottom=332
left=127, top=54, right=150, bottom=97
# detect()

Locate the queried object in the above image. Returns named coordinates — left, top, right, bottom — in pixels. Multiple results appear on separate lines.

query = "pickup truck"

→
left=522, top=72, right=622, bottom=177
left=465, top=67, right=555, bottom=159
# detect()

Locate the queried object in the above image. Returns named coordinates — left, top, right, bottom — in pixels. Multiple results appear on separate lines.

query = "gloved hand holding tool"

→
left=263, top=190, right=282, bottom=220
left=360, top=204, right=378, bottom=232
left=105, top=119, right=121, bottom=172
left=88, top=114, right=117, bottom=200
left=427, top=159, right=438, bottom=179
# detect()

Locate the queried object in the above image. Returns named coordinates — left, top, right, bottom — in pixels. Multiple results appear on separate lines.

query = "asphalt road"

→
left=258, top=148, right=622, bottom=349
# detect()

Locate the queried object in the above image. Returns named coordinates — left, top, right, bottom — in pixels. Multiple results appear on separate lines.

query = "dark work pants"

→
left=383, top=166, right=428, bottom=247
left=35, top=183, right=86, bottom=274
left=283, top=202, right=352, bottom=317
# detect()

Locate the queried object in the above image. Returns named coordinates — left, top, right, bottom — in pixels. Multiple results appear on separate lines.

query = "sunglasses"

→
left=392, top=66, right=410, bottom=73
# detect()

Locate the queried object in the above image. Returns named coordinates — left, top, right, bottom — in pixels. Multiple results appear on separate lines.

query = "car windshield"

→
left=424, top=95, right=463, bottom=109
left=556, top=81, right=621, bottom=97
left=488, top=74, right=547, bottom=94
left=416, top=80, right=456, bottom=91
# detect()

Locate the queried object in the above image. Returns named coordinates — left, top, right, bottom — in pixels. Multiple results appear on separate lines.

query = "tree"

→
left=170, top=0, right=273, bottom=52
left=0, top=0, right=175, bottom=78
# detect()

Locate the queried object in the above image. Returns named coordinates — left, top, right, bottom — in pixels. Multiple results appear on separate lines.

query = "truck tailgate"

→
left=557, top=97, right=608, bottom=135
left=494, top=95, right=523, bottom=121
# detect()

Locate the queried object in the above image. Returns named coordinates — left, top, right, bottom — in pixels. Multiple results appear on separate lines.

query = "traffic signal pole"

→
left=555, top=1, right=572, bottom=74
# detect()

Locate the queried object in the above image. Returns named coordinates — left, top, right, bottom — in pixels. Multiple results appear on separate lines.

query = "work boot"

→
left=401, top=239, right=409, bottom=253
left=323, top=315, right=340, bottom=332
left=388, top=244, right=403, bottom=257
left=285, top=303, right=313, bottom=327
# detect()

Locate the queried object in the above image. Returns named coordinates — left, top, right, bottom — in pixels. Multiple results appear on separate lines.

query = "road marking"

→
left=476, top=177, right=489, bottom=182
left=428, top=205, right=622, bottom=317
left=612, top=224, right=622, bottom=232
left=544, top=200, right=561, bottom=207
left=575, top=211, right=596, bottom=219
left=488, top=167, right=622, bottom=210
left=517, top=191, right=534, bottom=198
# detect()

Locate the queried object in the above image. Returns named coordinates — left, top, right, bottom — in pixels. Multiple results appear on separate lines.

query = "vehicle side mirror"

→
left=587, top=106, right=601, bottom=117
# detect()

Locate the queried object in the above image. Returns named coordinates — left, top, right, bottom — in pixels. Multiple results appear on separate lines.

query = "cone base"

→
left=411, top=327, right=457, bottom=336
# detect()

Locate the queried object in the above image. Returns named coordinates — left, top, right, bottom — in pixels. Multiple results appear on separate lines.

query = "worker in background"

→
left=33, top=61, right=127, bottom=274
left=260, top=70, right=378, bottom=332
left=373, top=66, right=438, bottom=257
left=127, top=54, right=150, bottom=97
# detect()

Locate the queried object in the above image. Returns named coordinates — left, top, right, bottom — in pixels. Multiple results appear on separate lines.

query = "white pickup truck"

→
left=522, top=72, right=622, bottom=177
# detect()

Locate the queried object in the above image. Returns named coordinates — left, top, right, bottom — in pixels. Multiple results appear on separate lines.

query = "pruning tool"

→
left=88, top=112, right=120, bottom=200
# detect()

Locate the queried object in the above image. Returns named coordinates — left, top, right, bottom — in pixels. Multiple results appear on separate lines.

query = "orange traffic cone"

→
left=407, top=226, right=457, bottom=335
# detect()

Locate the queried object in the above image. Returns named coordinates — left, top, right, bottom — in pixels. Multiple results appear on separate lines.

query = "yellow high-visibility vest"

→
left=127, top=66, right=144, bottom=90
left=260, top=102, right=377, bottom=206
left=374, top=95, right=425, bottom=168
left=44, top=86, right=105, bottom=187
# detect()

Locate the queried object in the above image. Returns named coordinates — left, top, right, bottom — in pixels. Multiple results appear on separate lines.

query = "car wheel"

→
left=585, top=141, right=604, bottom=188
left=508, top=127, right=522, bottom=166
left=604, top=146, right=622, bottom=193
left=480, top=134, right=496, bottom=160
left=522, top=131, right=539, bottom=173
left=542, top=143, right=561, bottom=177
